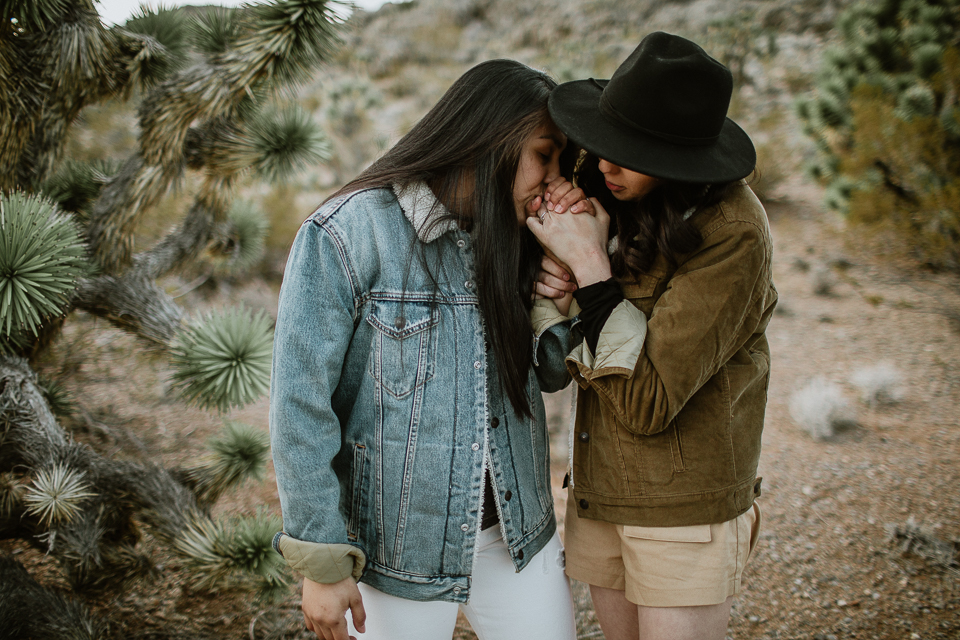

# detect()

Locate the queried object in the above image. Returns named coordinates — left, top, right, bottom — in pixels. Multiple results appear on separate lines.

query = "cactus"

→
left=797, top=0, right=960, bottom=268
left=0, top=0, right=344, bottom=633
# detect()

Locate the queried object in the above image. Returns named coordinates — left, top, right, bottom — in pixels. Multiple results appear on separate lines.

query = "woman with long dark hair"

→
left=269, top=59, right=578, bottom=640
left=529, top=32, right=777, bottom=640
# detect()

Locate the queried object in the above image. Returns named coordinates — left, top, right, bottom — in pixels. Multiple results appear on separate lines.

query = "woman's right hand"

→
left=527, top=197, right=612, bottom=288
left=302, top=577, right=366, bottom=640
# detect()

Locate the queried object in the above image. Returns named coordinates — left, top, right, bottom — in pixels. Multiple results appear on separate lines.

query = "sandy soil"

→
left=3, top=190, right=958, bottom=639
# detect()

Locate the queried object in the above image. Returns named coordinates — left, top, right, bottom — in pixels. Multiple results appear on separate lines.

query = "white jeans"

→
left=346, top=528, right=577, bottom=640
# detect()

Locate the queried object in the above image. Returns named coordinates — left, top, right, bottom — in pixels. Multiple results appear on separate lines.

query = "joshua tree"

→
left=796, top=0, right=960, bottom=269
left=0, top=0, right=341, bottom=634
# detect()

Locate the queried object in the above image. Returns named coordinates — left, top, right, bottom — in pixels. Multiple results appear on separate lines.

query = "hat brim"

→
left=548, top=79, right=756, bottom=184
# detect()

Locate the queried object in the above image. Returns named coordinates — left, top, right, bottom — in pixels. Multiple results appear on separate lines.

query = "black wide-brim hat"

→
left=549, top=31, right=756, bottom=184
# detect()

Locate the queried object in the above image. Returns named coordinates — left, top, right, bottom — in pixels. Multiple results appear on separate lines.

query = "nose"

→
left=598, top=158, right=617, bottom=175
left=545, top=156, right=561, bottom=183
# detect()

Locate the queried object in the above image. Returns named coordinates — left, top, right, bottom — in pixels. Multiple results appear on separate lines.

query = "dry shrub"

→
left=850, top=363, right=904, bottom=406
left=844, top=71, right=960, bottom=270
left=788, top=377, right=857, bottom=440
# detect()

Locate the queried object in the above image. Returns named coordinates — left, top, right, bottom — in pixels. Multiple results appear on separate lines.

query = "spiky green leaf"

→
left=23, top=463, right=96, bottom=527
left=0, top=192, right=92, bottom=338
left=233, top=106, right=331, bottom=182
left=191, top=6, right=240, bottom=55
left=169, top=306, right=273, bottom=412
left=37, top=374, right=77, bottom=418
left=0, top=472, right=26, bottom=517
left=223, top=199, right=268, bottom=272
left=175, top=510, right=289, bottom=598
left=1, top=0, right=70, bottom=31
left=224, top=0, right=347, bottom=89
left=186, top=420, right=270, bottom=503
left=42, top=159, right=120, bottom=217
left=123, top=4, right=191, bottom=84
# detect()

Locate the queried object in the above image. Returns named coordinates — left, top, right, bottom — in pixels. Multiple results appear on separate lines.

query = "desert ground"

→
left=4, top=177, right=957, bottom=640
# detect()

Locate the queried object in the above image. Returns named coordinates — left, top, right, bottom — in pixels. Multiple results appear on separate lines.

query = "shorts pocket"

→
left=622, top=524, right=712, bottom=543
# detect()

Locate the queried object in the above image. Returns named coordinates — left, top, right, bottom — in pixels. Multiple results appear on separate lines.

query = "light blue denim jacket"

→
left=269, top=183, right=573, bottom=603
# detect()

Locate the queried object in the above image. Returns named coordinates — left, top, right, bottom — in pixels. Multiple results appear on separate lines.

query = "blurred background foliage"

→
left=1, top=0, right=344, bottom=636
left=797, top=0, right=960, bottom=269
left=3, top=0, right=960, bottom=637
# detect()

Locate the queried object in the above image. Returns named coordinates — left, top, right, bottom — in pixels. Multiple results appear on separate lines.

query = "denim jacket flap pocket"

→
left=622, top=524, right=712, bottom=543
left=366, top=300, right=438, bottom=398
left=366, top=300, right=437, bottom=339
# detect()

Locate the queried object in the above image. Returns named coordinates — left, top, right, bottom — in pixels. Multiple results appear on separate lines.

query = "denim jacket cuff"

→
left=565, top=300, right=647, bottom=382
left=275, top=533, right=366, bottom=584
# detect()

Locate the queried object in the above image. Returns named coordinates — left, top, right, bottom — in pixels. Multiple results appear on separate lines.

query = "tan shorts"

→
left=563, top=496, right=761, bottom=607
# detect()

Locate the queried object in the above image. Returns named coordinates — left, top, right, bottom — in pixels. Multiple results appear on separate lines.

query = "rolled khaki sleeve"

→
left=566, top=300, right=647, bottom=383
left=276, top=534, right=366, bottom=584
left=530, top=297, right=581, bottom=337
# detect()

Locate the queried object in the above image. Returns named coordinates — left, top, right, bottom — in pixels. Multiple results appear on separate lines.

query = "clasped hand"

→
left=528, top=178, right=613, bottom=309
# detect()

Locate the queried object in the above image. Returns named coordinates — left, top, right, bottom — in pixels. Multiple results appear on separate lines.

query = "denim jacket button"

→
left=453, top=586, right=462, bottom=595
left=579, top=499, right=589, bottom=509
left=578, top=431, right=590, bottom=443
left=460, top=523, right=469, bottom=532
left=394, top=316, right=406, bottom=329
left=465, top=280, right=474, bottom=290
left=457, top=239, right=466, bottom=248
left=471, top=443, right=480, bottom=451
left=504, top=490, right=512, bottom=501
left=491, top=417, right=500, bottom=428
left=474, top=361, right=482, bottom=369
left=517, top=549, right=524, bottom=560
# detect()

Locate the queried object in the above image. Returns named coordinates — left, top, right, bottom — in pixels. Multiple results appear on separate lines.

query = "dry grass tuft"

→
left=850, top=363, right=904, bottom=407
left=788, top=377, right=856, bottom=440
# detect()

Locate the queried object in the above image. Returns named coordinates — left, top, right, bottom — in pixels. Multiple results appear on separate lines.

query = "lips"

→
left=605, top=180, right=624, bottom=192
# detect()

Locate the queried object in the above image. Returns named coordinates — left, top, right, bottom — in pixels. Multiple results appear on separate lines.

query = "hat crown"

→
left=600, top=32, right=733, bottom=146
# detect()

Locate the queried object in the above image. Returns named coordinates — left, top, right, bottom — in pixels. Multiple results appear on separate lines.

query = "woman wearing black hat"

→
left=528, top=32, right=777, bottom=640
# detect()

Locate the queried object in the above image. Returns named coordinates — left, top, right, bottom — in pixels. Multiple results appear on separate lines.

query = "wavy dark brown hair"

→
left=325, top=59, right=557, bottom=417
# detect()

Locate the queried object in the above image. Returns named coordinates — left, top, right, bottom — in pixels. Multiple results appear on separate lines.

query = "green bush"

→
left=798, top=0, right=960, bottom=268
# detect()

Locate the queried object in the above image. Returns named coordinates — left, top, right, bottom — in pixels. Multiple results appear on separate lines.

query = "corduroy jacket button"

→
left=504, top=490, right=512, bottom=501
left=516, top=549, right=524, bottom=560
left=578, top=431, right=589, bottom=443
left=579, top=499, right=589, bottom=509
left=491, top=417, right=499, bottom=428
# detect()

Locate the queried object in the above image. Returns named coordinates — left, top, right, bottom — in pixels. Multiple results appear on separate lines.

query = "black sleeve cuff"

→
left=572, top=278, right=623, bottom=353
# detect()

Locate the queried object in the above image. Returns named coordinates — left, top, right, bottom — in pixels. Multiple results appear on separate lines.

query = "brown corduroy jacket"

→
left=565, top=183, right=777, bottom=527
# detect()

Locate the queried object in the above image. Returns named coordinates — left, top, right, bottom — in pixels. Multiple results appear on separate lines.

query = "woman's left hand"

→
left=527, top=198, right=612, bottom=287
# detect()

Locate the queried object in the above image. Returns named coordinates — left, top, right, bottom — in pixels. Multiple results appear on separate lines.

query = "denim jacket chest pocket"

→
left=366, top=299, right=438, bottom=398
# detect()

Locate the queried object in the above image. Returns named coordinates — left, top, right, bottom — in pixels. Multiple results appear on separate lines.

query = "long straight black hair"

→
left=327, top=59, right=557, bottom=417
left=572, top=151, right=739, bottom=276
